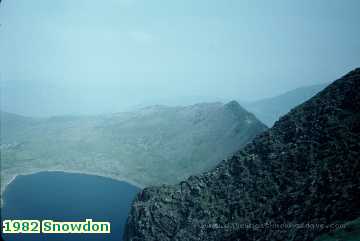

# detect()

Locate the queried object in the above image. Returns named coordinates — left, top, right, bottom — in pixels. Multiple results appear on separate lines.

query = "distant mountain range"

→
left=0, top=101, right=267, bottom=202
left=125, top=68, right=360, bottom=241
left=243, top=82, right=330, bottom=127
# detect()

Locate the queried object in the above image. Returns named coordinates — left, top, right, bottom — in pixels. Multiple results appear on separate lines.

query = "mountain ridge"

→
left=124, top=68, right=360, bottom=241
left=0, top=101, right=266, bottom=207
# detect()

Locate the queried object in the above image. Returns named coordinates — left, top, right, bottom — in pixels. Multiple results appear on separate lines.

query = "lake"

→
left=1, top=171, right=140, bottom=241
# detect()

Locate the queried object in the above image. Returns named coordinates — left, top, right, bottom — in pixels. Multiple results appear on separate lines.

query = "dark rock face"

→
left=124, top=69, right=360, bottom=241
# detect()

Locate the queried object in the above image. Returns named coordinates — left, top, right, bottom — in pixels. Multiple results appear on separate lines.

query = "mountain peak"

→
left=224, top=100, right=250, bottom=115
left=225, top=100, right=240, bottom=108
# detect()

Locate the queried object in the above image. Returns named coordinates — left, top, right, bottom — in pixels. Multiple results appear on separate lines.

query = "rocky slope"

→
left=0, top=101, right=266, bottom=200
left=124, top=68, right=360, bottom=241
left=243, top=83, right=329, bottom=127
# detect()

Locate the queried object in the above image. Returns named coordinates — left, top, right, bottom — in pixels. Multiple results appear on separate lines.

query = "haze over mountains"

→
left=243, top=82, right=330, bottom=126
left=0, top=81, right=337, bottom=205
left=0, top=72, right=357, bottom=241
left=0, top=101, right=266, bottom=203
left=124, top=69, right=360, bottom=241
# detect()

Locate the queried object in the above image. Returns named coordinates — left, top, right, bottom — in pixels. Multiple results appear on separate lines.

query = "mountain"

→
left=243, top=82, right=329, bottom=127
left=0, top=111, right=37, bottom=136
left=124, top=68, right=360, bottom=241
left=0, top=101, right=266, bottom=200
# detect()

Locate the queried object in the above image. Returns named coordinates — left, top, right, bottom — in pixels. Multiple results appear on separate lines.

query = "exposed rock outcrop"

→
left=124, top=68, right=360, bottom=241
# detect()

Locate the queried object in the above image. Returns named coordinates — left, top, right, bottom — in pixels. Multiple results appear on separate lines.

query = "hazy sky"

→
left=0, top=0, right=359, bottom=116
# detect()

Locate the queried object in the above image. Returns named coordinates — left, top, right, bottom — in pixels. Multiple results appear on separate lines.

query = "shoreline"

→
left=1, top=169, right=145, bottom=208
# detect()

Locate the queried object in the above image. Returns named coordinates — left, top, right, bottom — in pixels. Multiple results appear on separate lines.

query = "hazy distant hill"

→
left=243, top=83, right=329, bottom=126
left=0, top=101, right=267, bottom=196
left=0, top=111, right=37, bottom=136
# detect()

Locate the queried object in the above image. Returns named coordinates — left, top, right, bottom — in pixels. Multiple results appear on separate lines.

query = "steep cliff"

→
left=124, top=68, right=360, bottom=241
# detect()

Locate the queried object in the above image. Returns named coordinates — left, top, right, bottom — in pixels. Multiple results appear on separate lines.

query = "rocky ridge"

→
left=124, top=68, right=360, bottom=241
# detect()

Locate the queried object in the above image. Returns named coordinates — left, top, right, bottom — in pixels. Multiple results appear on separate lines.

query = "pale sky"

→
left=0, top=0, right=359, bottom=116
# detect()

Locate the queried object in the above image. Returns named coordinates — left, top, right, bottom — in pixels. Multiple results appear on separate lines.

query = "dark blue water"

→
left=1, top=171, right=140, bottom=241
